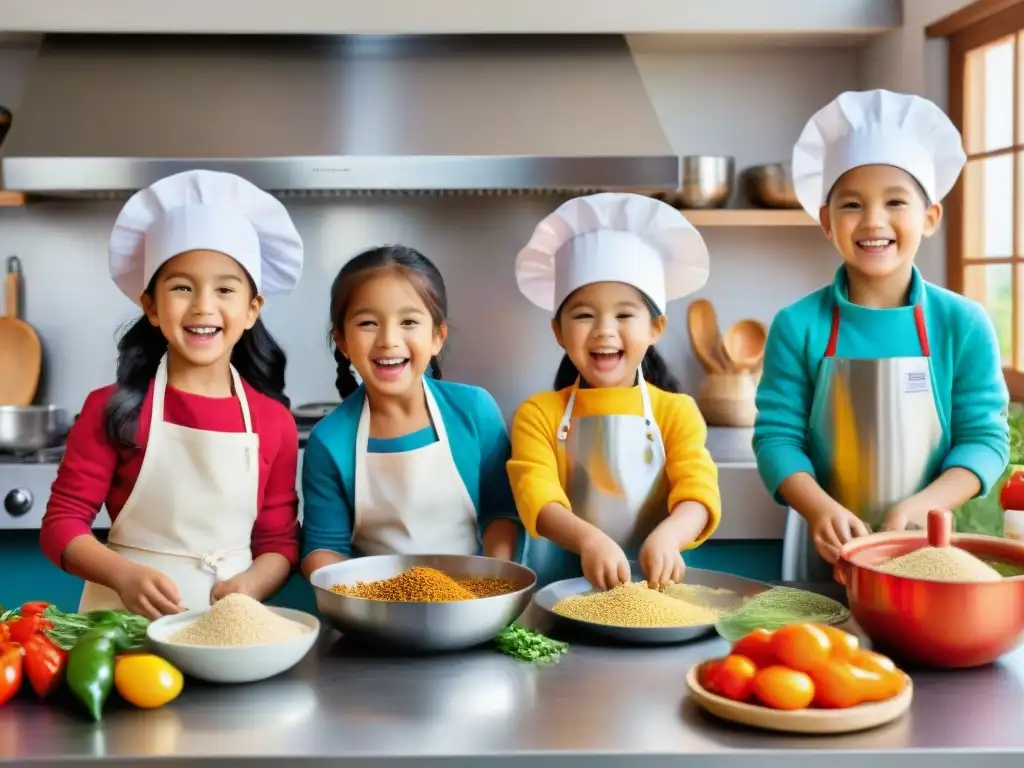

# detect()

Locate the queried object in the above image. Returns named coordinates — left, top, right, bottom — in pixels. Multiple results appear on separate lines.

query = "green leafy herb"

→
left=41, top=607, right=149, bottom=652
left=714, top=586, right=850, bottom=643
left=495, top=622, right=569, bottom=663
left=952, top=408, right=1024, bottom=538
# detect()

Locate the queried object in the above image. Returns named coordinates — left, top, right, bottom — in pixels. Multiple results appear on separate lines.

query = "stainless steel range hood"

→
left=1, top=34, right=680, bottom=197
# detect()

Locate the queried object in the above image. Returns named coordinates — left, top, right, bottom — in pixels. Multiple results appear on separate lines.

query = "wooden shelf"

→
left=683, top=209, right=817, bottom=227
left=0, top=191, right=26, bottom=207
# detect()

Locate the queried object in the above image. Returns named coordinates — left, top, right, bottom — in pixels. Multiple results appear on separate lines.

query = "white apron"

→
left=352, top=382, right=479, bottom=556
left=79, top=355, right=259, bottom=612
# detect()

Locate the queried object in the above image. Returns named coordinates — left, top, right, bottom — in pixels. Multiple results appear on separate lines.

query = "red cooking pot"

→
left=834, top=509, right=1024, bottom=669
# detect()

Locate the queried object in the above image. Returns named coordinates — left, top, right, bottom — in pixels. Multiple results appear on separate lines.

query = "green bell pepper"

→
left=66, top=624, right=129, bottom=721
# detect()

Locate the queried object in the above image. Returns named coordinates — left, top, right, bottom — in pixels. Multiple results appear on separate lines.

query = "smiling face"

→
left=336, top=271, right=446, bottom=399
left=821, top=164, right=942, bottom=282
left=142, top=249, right=261, bottom=370
left=553, top=281, right=666, bottom=389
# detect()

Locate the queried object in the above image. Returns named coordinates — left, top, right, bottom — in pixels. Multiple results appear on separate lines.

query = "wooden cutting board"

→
left=0, top=255, right=41, bottom=405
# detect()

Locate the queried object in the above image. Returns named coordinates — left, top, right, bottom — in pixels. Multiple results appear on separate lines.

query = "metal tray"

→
left=532, top=566, right=770, bottom=645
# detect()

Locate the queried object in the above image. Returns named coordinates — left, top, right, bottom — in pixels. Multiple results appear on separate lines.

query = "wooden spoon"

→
left=0, top=256, right=41, bottom=405
left=722, top=319, right=767, bottom=373
left=687, top=299, right=728, bottom=375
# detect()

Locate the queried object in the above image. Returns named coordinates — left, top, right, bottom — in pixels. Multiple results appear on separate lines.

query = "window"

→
left=931, top=0, right=1024, bottom=397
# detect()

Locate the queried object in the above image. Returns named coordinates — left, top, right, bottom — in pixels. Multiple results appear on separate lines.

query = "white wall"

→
left=0, top=42, right=857, bottom=416
left=860, top=0, right=976, bottom=285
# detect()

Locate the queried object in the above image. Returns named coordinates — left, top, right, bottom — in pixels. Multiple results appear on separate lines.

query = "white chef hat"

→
left=515, top=192, right=709, bottom=314
left=792, top=89, right=967, bottom=221
left=109, top=169, right=304, bottom=305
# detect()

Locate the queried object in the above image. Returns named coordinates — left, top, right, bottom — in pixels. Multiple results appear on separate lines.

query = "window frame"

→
left=931, top=0, right=1024, bottom=398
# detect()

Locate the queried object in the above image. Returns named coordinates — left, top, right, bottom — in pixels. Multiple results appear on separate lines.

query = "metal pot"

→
left=0, top=405, right=70, bottom=453
left=835, top=510, right=1024, bottom=669
left=655, top=155, right=735, bottom=209
left=742, top=163, right=801, bottom=208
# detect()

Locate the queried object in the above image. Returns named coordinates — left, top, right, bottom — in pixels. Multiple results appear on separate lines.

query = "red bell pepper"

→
left=1001, top=470, right=1024, bottom=511
left=22, top=634, right=67, bottom=699
left=5, top=615, right=53, bottom=646
left=0, top=644, right=23, bottom=706
left=18, top=602, right=50, bottom=618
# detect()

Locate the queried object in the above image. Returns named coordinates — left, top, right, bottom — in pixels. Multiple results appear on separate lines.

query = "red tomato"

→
left=1001, top=470, right=1024, bottom=510
left=702, top=654, right=758, bottom=702
left=731, top=628, right=776, bottom=668
left=18, top=602, right=50, bottom=618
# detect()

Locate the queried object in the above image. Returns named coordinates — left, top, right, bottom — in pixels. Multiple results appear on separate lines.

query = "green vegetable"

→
left=41, top=606, right=149, bottom=652
left=495, top=623, right=569, bottom=663
left=954, top=408, right=1024, bottom=537
left=714, top=586, right=850, bottom=643
left=66, top=624, right=130, bottom=721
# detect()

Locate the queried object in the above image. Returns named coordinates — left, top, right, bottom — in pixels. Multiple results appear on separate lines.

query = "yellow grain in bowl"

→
left=169, top=594, right=313, bottom=647
left=552, top=581, right=721, bottom=628
left=876, top=546, right=1003, bottom=582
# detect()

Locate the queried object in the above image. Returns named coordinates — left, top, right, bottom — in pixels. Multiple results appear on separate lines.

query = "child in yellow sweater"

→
left=507, top=192, right=722, bottom=590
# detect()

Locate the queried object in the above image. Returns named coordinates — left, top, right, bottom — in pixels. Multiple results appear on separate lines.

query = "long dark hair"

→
left=329, top=245, right=447, bottom=399
left=552, top=291, right=680, bottom=393
left=105, top=273, right=289, bottom=450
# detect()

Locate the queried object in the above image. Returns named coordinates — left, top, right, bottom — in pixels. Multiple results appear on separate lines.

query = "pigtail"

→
left=334, top=347, right=360, bottom=399
left=105, top=317, right=168, bottom=450
left=552, top=354, right=581, bottom=391
left=640, top=348, right=680, bottom=393
left=231, top=319, right=290, bottom=410
left=428, top=356, right=443, bottom=381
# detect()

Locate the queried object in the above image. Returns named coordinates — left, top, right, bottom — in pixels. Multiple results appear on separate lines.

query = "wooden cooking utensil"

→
left=687, top=299, right=728, bottom=375
left=722, top=319, right=767, bottom=373
left=0, top=256, right=42, bottom=405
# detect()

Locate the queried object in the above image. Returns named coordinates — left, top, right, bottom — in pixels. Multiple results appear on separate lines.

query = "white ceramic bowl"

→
left=146, top=606, right=320, bottom=684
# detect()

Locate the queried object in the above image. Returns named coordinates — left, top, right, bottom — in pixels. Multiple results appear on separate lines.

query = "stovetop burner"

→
left=0, top=445, right=66, bottom=464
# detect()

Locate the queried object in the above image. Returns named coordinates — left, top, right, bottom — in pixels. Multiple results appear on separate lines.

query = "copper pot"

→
left=834, top=510, right=1024, bottom=669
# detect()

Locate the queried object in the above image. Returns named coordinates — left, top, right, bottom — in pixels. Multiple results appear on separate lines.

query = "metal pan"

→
left=0, top=404, right=70, bottom=453
left=531, top=566, right=770, bottom=645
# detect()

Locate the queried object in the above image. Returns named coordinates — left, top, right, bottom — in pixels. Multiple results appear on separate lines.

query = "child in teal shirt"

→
left=753, top=89, right=1009, bottom=579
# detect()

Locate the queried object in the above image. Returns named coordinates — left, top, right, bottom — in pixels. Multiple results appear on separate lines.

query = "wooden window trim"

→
left=943, top=2, right=1024, bottom=399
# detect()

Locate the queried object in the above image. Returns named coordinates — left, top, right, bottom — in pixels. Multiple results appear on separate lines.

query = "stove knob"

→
left=4, top=488, right=33, bottom=517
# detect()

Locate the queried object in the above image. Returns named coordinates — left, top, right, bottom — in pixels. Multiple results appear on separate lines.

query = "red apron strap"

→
left=824, top=303, right=841, bottom=358
left=913, top=304, right=930, bottom=356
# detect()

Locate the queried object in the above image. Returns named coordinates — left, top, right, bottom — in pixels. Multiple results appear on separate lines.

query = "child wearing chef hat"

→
left=754, top=89, right=1010, bottom=578
left=508, top=192, right=722, bottom=590
left=40, top=169, right=304, bottom=619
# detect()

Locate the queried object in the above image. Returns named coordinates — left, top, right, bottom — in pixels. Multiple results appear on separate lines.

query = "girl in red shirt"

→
left=40, top=169, right=304, bottom=618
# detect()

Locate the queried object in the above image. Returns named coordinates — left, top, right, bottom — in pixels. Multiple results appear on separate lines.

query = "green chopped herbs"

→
left=495, top=622, right=569, bottom=663
left=714, top=586, right=850, bottom=643
left=40, top=607, right=150, bottom=652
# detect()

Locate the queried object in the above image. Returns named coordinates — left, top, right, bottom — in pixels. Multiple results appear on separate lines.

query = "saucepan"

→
left=0, top=404, right=70, bottom=453
left=835, top=510, right=1024, bottom=668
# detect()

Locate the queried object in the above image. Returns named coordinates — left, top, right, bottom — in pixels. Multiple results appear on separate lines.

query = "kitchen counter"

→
left=3, top=582, right=1023, bottom=767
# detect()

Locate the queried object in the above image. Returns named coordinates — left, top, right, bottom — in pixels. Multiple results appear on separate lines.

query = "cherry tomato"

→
left=848, top=649, right=897, bottom=675
left=702, top=654, right=758, bottom=701
left=812, top=624, right=859, bottom=659
left=770, top=624, right=832, bottom=672
left=751, top=665, right=816, bottom=710
left=809, top=659, right=906, bottom=709
left=731, top=628, right=776, bottom=668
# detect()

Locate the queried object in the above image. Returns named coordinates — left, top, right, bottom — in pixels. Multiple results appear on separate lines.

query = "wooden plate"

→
left=686, top=664, right=913, bottom=734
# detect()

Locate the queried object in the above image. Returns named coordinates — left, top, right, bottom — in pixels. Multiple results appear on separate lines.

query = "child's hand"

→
left=211, top=573, right=257, bottom=603
left=579, top=530, right=631, bottom=590
left=638, top=529, right=686, bottom=590
left=881, top=498, right=931, bottom=531
left=809, top=505, right=871, bottom=563
left=114, top=563, right=185, bottom=619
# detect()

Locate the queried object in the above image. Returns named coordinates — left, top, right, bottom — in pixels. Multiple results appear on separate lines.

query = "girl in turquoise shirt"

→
left=753, top=89, right=1009, bottom=574
left=299, top=245, right=523, bottom=578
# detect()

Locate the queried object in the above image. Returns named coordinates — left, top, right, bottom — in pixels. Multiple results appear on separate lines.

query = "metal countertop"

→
left=3, top=581, right=1022, bottom=767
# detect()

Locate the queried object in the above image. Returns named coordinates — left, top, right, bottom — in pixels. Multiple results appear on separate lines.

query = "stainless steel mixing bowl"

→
left=310, top=555, right=537, bottom=652
left=656, top=155, right=735, bottom=209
